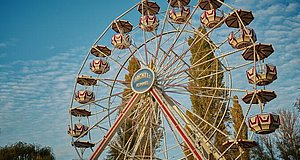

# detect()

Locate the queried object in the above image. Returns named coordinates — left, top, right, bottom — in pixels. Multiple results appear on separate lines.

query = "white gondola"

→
left=68, top=123, right=89, bottom=138
left=228, top=27, right=257, bottom=49
left=169, top=7, right=191, bottom=24
left=75, top=90, right=95, bottom=104
left=139, top=15, right=159, bottom=32
left=247, top=64, right=277, bottom=86
left=248, top=113, right=280, bottom=134
left=111, top=34, right=131, bottom=49
left=90, top=59, right=110, bottom=74
left=201, top=9, right=223, bottom=28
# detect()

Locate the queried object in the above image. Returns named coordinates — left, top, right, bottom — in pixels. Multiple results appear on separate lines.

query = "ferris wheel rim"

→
left=67, top=0, right=279, bottom=159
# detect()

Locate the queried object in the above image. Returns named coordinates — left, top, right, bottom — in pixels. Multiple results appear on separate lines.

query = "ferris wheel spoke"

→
left=165, top=84, right=247, bottom=94
left=162, top=65, right=190, bottom=87
left=164, top=90, right=227, bottom=101
left=157, top=30, right=191, bottom=74
left=98, top=78, right=130, bottom=88
left=161, top=114, right=186, bottom=159
left=160, top=61, right=253, bottom=86
left=128, top=46, right=148, bottom=66
left=169, top=96, right=229, bottom=140
left=131, top=42, right=157, bottom=65
left=131, top=99, right=150, bottom=158
left=153, top=1, right=171, bottom=65
left=156, top=29, right=181, bottom=67
left=156, top=37, right=189, bottom=73
left=156, top=48, right=190, bottom=82
left=158, top=16, right=235, bottom=79
left=190, top=45, right=252, bottom=73
left=97, top=79, right=126, bottom=90
left=157, top=5, right=199, bottom=69
left=141, top=11, right=149, bottom=66
left=166, top=44, right=254, bottom=79
left=158, top=29, right=216, bottom=75
left=155, top=44, right=193, bottom=87
left=163, top=64, right=188, bottom=87
left=157, top=26, right=183, bottom=69
left=153, top=31, right=177, bottom=66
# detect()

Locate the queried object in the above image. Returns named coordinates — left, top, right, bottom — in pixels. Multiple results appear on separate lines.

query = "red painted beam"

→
left=89, top=93, right=140, bottom=160
left=150, top=88, right=204, bottom=160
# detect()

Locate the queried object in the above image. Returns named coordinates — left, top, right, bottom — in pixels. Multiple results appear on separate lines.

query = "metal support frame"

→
left=150, top=88, right=204, bottom=160
left=89, top=93, right=140, bottom=160
left=89, top=86, right=228, bottom=160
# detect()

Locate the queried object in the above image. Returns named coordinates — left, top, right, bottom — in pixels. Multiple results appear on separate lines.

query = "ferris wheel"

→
left=67, top=0, right=280, bottom=159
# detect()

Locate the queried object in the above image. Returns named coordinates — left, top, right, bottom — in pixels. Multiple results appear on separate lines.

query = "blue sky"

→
left=0, top=0, right=299, bottom=159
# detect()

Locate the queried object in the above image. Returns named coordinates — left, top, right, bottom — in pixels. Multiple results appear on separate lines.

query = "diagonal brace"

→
left=90, top=93, right=140, bottom=160
left=150, top=87, right=204, bottom=160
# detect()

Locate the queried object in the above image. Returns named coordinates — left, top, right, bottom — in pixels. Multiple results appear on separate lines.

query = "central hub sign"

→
left=131, top=68, right=155, bottom=94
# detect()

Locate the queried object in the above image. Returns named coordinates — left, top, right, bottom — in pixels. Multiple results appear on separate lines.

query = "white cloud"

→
left=0, top=1, right=300, bottom=159
left=0, top=53, right=7, bottom=58
left=48, top=46, right=55, bottom=50
left=286, top=3, right=299, bottom=12
left=0, top=43, right=7, bottom=48
left=0, top=47, right=86, bottom=159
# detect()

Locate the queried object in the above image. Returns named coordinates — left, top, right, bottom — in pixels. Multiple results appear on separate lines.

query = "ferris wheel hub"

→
left=131, top=68, right=155, bottom=94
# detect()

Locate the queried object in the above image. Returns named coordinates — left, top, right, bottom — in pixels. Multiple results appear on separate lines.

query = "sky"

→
left=0, top=0, right=299, bottom=159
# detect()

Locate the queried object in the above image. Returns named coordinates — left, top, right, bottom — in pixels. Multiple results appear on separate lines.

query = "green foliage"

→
left=275, top=109, right=300, bottom=159
left=186, top=26, right=229, bottom=158
left=0, top=141, right=55, bottom=160
left=230, top=95, right=249, bottom=159
left=250, top=135, right=276, bottom=160
left=107, top=57, right=162, bottom=159
left=107, top=57, right=141, bottom=159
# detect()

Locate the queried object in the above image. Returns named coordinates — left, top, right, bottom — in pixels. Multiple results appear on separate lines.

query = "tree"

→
left=276, top=109, right=300, bottom=159
left=107, top=57, right=162, bottom=159
left=0, top=141, right=55, bottom=160
left=107, top=57, right=141, bottom=159
left=250, top=135, right=276, bottom=160
left=230, top=95, right=249, bottom=159
left=186, top=26, right=229, bottom=158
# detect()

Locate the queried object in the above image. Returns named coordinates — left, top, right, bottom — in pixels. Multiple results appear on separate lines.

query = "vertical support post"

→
left=150, top=88, right=204, bottom=160
left=89, top=93, right=140, bottom=160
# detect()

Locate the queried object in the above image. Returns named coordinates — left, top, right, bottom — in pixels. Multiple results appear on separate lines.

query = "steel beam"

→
left=89, top=93, right=140, bottom=160
left=150, top=88, right=204, bottom=160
